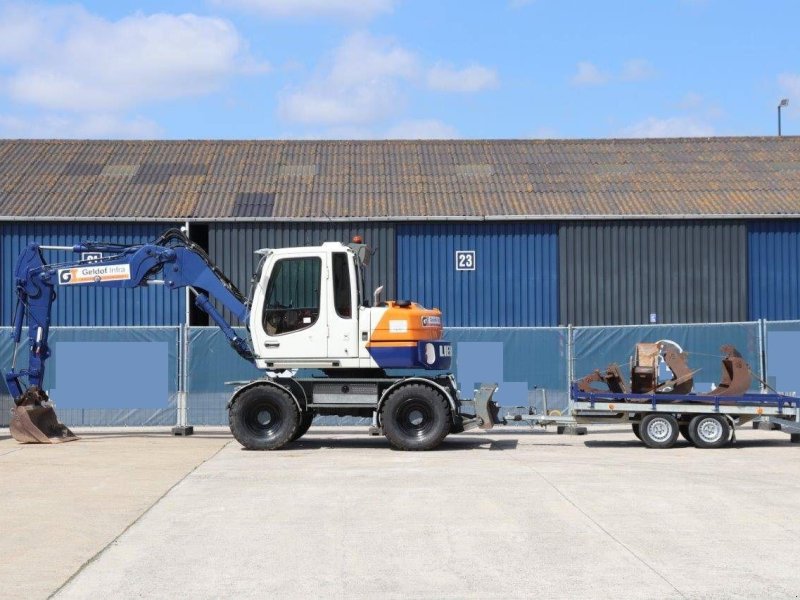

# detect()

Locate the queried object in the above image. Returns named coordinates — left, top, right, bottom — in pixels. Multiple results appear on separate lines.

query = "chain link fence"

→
left=2, top=320, right=797, bottom=428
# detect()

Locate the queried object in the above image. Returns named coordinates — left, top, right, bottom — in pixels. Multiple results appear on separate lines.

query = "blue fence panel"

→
left=764, top=320, right=800, bottom=395
left=0, top=327, right=179, bottom=427
left=397, top=222, right=558, bottom=327
left=573, top=322, right=762, bottom=393
left=446, top=328, right=569, bottom=412
left=187, top=327, right=262, bottom=425
left=0, top=222, right=184, bottom=326
left=749, top=221, right=800, bottom=321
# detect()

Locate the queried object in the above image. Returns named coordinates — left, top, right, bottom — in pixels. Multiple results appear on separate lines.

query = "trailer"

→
left=505, top=385, right=800, bottom=449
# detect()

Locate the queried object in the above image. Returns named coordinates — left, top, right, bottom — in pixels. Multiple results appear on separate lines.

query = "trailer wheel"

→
left=631, top=423, right=642, bottom=441
left=291, top=410, right=315, bottom=442
left=229, top=385, right=299, bottom=450
left=639, top=413, right=679, bottom=449
left=688, top=414, right=731, bottom=449
left=381, top=384, right=451, bottom=451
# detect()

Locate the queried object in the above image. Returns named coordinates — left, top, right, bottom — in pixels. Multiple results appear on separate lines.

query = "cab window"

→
left=332, top=252, right=352, bottom=318
left=263, top=257, right=321, bottom=335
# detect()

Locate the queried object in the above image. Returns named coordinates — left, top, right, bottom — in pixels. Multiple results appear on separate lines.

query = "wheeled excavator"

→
left=3, top=229, right=501, bottom=450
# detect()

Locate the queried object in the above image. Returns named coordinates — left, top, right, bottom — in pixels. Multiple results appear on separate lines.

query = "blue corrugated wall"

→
left=396, top=222, right=558, bottom=326
left=749, top=220, right=800, bottom=320
left=1, top=222, right=184, bottom=326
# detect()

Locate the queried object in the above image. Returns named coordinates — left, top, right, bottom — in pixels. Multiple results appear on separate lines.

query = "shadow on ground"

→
left=584, top=437, right=797, bottom=449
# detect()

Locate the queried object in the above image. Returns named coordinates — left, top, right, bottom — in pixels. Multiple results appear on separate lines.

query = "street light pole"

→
left=778, top=98, right=789, bottom=136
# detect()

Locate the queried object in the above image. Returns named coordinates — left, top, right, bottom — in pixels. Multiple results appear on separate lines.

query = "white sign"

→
left=455, top=250, right=475, bottom=271
left=81, top=252, right=103, bottom=262
left=58, top=264, right=131, bottom=285
left=649, top=313, right=657, bottom=323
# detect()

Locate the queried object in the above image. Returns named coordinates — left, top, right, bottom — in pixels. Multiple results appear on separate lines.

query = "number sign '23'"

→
left=455, top=250, right=475, bottom=271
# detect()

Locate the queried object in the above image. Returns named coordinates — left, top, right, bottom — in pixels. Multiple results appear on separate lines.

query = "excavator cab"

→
left=249, top=241, right=451, bottom=372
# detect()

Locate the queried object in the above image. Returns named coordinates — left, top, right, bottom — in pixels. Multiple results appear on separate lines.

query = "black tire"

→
left=229, top=385, right=300, bottom=450
left=639, top=413, right=679, bottom=449
left=679, top=423, right=694, bottom=444
left=688, top=414, right=731, bottom=449
left=291, top=410, right=315, bottom=442
left=632, top=423, right=642, bottom=441
left=381, top=384, right=451, bottom=451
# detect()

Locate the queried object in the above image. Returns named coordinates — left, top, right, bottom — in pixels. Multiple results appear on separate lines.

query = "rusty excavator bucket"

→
left=703, top=345, right=752, bottom=397
left=9, top=387, right=77, bottom=444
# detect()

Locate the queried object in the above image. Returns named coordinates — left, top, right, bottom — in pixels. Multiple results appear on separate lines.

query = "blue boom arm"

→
left=4, top=229, right=253, bottom=403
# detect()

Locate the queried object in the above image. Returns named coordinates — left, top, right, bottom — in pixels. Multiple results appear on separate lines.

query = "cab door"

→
left=327, top=251, right=359, bottom=362
left=258, top=252, right=328, bottom=360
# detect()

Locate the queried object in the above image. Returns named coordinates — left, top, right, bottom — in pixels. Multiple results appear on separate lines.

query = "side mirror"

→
left=373, top=285, right=384, bottom=306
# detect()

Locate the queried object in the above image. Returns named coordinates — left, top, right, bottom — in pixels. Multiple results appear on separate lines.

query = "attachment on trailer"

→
left=9, top=387, right=77, bottom=444
left=575, top=342, right=749, bottom=398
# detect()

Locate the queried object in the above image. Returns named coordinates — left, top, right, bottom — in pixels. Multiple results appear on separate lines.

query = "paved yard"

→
left=2, top=426, right=800, bottom=599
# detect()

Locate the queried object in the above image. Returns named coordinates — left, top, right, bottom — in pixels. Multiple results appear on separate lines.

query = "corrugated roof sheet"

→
left=0, top=137, right=799, bottom=220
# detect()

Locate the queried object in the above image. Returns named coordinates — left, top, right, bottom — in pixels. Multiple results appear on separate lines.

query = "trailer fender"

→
left=227, top=378, right=305, bottom=413
left=376, top=377, right=458, bottom=425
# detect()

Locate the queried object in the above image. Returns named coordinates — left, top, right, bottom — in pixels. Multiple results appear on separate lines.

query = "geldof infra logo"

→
left=57, top=264, right=131, bottom=285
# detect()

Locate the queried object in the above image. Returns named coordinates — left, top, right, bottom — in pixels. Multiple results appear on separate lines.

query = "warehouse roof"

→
left=0, top=137, right=799, bottom=221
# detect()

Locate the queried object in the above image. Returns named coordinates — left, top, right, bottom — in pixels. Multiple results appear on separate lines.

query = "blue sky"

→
left=0, top=0, right=796, bottom=139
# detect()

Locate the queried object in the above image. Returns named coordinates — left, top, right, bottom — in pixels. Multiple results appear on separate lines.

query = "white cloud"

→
left=620, top=116, right=714, bottom=138
left=674, top=92, right=724, bottom=119
left=426, top=63, right=498, bottom=93
left=384, top=119, right=458, bottom=139
left=278, top=32, right=418, bottom=126
left=620, top=58, right=655, bottom=82
left=210, top=0, right=395, bottom=20
left=0, top=113, right=162, bottom=138
left=0, top=3, right=264, bottom=113
left=570, top=61, right=609, bottom=86
left=571, top=59, right=656, bottom=86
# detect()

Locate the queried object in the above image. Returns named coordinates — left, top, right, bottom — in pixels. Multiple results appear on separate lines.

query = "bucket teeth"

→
left=10, top=405, right=78, bottom=444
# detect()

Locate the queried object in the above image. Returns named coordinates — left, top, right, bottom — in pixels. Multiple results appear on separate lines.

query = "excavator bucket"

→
left=10, top=405, right=78, bottom=444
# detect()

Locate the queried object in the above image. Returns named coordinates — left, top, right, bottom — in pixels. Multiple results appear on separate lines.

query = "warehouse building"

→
left=1, top=137, right=799, bottom=328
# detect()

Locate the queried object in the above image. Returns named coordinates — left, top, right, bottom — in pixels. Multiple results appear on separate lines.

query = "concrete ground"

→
left=2, top=426, right=800, bottom=599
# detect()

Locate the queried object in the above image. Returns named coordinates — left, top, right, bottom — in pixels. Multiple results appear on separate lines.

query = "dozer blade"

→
left=10, top=405, right=78, bottom=444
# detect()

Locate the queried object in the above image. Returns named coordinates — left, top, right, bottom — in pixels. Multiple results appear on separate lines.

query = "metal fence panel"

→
left=764, top=320, right=800, bottom=395
left=573, top=322, right=762, bottom=393
left=0, top=327, right=180, bottom=427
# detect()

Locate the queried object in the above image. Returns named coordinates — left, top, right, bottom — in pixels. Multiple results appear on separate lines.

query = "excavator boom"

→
left=3, top=229, right=254, bottom=443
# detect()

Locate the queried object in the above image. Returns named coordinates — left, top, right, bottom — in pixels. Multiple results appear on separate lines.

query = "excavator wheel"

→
left=380, top=383, right=451, bottom=451
left=290, top=410, right=315, bottom=442
left=228, top=385, right=300, bottom=450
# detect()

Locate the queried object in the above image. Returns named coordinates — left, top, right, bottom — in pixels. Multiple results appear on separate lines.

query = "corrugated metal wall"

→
left=749, top=220, right=800, bottom=320
left=207, top=222, right=395, bottom=323
left=396, top=222, right=558, bottom=327
left=0, top=222, right=184, bottom=326
left=559, top=221, right=747, bottom=326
